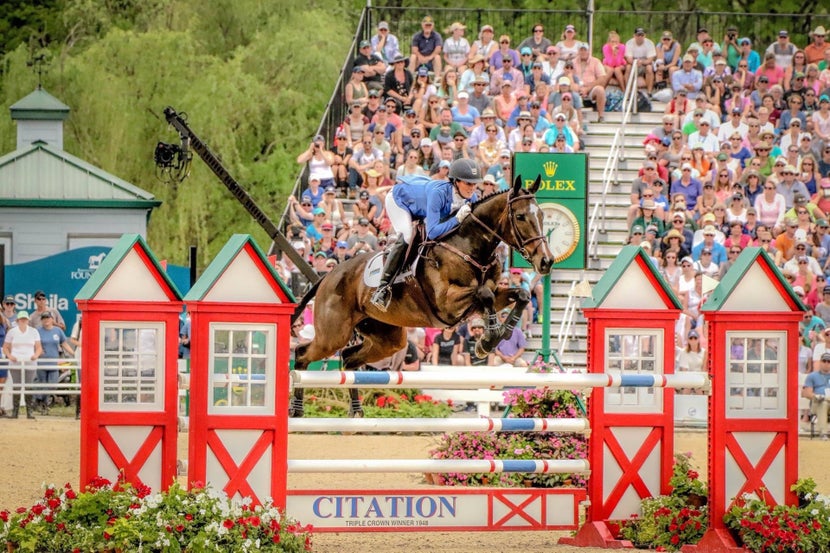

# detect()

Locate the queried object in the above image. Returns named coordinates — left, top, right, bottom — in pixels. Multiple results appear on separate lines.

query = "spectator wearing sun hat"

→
left=371, top=21, right=401, bottom=64
left=410, top=15, right=444, bottom=75
left=692, top=225, right=728, bottom=264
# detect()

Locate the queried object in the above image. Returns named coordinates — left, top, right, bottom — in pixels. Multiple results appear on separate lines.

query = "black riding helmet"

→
left=448, top=158, right=484, bottom=184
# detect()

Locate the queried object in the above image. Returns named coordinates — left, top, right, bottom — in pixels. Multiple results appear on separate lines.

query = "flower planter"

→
left=686, top=492, right=708, bottom=507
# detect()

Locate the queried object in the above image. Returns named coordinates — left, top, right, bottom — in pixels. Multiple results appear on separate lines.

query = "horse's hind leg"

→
left=341, top=323, right=408, bottom=416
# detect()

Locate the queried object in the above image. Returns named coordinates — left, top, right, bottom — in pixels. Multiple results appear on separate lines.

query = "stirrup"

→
left=370, top=286, right=392, bottom=312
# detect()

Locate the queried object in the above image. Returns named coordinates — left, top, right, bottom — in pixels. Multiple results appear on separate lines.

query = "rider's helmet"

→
left=448, top=158, right=484, bottom=184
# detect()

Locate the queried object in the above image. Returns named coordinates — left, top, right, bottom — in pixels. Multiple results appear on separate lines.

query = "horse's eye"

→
left=516, top=214, right=527, bottom=221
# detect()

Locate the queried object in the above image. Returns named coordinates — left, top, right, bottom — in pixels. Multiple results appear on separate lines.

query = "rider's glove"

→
left=456, top=204, right=472, bottom=223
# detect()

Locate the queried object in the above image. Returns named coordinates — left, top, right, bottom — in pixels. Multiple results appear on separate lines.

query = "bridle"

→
left=467, top=189, right=546, bottom=262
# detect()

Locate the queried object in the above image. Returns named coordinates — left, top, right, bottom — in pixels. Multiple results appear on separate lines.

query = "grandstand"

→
left=283, top=7, right=830, bottom=367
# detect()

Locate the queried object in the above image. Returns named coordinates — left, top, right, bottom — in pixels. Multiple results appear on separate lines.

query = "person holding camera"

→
left=722, top=26, right=741, bottom=70
left=297, top=135, right=336, bottom=197
left=803, top=351, right=830, bottom=439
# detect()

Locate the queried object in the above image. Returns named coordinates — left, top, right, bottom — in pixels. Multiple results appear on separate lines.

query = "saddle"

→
left=362, top=221, right=429, bottom=287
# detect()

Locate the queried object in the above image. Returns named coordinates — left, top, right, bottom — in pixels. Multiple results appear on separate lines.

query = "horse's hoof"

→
left=349, top=409, right=364, bottom=419
left=288, top=407, right=304, bottom=418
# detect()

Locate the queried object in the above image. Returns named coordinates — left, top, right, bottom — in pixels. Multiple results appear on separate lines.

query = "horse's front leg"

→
left=488, top=286, right=531, bottom=348
left=473, top=285, right=503, bottom=358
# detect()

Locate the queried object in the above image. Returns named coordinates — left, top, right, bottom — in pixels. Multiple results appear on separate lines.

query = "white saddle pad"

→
left=363, top=252, right=385, bottom=287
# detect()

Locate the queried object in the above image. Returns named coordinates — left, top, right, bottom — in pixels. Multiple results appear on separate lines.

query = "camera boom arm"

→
left=162, top=106, right=320, bottom=285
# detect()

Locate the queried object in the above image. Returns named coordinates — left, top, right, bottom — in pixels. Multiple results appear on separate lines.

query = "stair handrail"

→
left=585, top=58, right=639, bottom=262
left=558, top=61, right=641, bottom=365
left=556, top=280, right=579, bottom=362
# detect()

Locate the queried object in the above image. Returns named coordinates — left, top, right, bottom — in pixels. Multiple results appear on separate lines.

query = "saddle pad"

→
left=363, top=252, right=385, bottom=287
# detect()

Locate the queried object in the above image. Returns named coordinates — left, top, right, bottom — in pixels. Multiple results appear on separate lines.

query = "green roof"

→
left=9, top=88, right=70, bottom=120
left=76, top=234, right=182, bottom=301
left=0, top=141, right=159, bottom=208
left=184, top=234, right=295, bottom=302
left=582, top=245, right=682, bottom=309
left=702, top=247, right=804, bottom=311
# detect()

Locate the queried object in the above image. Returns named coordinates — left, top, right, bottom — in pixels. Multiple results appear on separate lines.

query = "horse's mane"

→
left=470, top=188, right=509, bottom=210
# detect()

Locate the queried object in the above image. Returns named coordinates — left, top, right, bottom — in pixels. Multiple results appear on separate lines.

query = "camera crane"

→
left=158, top=106, right=320, bottom=285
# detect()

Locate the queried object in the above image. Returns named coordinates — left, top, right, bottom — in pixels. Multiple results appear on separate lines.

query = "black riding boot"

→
left=369, top=241, right=407, bottom=312
left=11, top=394, right=20, bottom=419
left=23, top=396, right=35, bottom=419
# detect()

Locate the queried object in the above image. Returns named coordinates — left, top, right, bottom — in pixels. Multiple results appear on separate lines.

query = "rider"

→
left=370, top=158, right=482, bottom=311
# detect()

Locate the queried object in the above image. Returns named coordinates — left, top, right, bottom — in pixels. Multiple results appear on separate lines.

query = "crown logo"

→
left=543, top=160, right=558, bottom=178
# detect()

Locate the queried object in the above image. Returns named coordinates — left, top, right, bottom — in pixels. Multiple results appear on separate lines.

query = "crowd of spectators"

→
left=287, top=16, right=830, bottom=370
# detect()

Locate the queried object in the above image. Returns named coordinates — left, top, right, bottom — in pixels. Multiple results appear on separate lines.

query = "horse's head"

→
left=506, top=175, right=553, bottom=275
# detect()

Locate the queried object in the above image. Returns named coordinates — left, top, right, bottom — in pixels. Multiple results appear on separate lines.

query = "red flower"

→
left=103, top=531, right=111, bottom=541
left=176, top=524, right=185, bottom=532
left=185, top=513, right=193, bottom=521
left=223, top=518, right=235, bottom=529
left=65, top=490, right=77, bottom=500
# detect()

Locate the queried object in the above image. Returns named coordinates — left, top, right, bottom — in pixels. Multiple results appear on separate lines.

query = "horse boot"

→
left=348, top=388, right=363, bottom=418
left=288, top=389, right=304, bottom=418
left=369, top=240, right=407, bottom=312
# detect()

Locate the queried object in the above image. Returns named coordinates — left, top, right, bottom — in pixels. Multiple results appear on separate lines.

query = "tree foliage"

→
left=0, top=0, right=351, bottom=266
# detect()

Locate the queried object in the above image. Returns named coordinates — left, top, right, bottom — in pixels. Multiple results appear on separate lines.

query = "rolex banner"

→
left=513, top=152, right=588, bottom=270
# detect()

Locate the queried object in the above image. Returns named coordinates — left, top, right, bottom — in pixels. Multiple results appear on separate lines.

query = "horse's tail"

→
left=292, top=276, right=325, bottom=322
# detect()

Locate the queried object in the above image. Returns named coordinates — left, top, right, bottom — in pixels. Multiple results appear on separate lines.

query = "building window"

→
left=726, top=332, right=785, bottom=417
left=100, top=322, right=164, bottom=410
left=209, top=323, right=275, bottom=414
left=605, top=329, right=663, bottom=412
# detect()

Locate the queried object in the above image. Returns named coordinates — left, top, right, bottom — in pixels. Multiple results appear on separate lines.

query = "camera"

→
left=154, top=142, right=181, bottom=167
left=728, top=33, right=736, bottom=39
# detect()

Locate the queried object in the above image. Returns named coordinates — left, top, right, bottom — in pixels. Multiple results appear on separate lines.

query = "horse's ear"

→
left=528, top=175, right=541, bottom=195
left=511, top=174, right=522, bottom=195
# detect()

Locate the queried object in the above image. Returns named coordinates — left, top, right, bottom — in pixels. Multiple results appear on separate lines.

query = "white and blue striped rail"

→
left=290, top=370, right=709, bottom=390
left=288, top=417, right=589, bottom=434
left=287, top=458, right=590, bottom=474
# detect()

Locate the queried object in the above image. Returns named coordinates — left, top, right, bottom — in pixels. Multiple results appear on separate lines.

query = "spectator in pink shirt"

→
left=755, top=52, right=786, bottom=87
left=602, top=31, right=627, bottom=87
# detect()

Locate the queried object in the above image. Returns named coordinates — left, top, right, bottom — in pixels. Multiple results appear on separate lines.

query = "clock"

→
left=540, top=202, right=581, bottom=263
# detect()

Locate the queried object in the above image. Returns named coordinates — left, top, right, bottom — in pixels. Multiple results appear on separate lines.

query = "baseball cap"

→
left=793, top=285, right=805, bottom=295
left=359, top=190, right=370, bottom=199
left=779, top=30, right=788, bottom=37
left=358, top=217, right=370, bottom=225
left=417, top=66, right=429, bottom=77
left=291, top=241, right=305, bottom=250
left=321, top=222, right=333, bottom=230
left=420, top=138, right=432, bottom=147
left=703, top=225, right=717, bottom=236
left=688, top=330, right=699, bottom=339
left=631, top=225, right=645, bottom=235
left=438, top=159, right=451, bottom=169
left=520, top=47, right=532, bottom=55
left=378, top=21, right=389, bottom=30
left=359, top=40, right=370, bottom=48
left=312, top=207, right=325, bottom=215
left=324, top=186, right=336, bottom=194
left=558, top=76, right=571, bottom=86
left=16, top=310, right=29, bottom=320
left=2, top=294, right=13, bottom=304
left=336, top=240, right=349, bottom=248
left=457, top=91, right=469, bottom=99
left=40, top=311, right=52, bottom=319
left=470, top=318, right=485, bottom=329
left=822, top=352, right=830, bottom=361
left=717, top=153, right=728, bottom=161
left=422, top=16, right=434, bottom=25
left=500, top=149, right=512, bottom=158
left=634, top=27, right=645, bottom=35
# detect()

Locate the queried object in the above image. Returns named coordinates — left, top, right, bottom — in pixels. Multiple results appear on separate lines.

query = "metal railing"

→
left=556, top=57, right=641, bottom=364
left=0, top=360, right=81, bottom=405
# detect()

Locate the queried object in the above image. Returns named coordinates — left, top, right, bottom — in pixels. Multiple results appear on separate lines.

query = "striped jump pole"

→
left=289, top=417, right=589, bottom=434
left=288, top=458, right=590, bottom=474
left=290, top=370, right=709, bottom=390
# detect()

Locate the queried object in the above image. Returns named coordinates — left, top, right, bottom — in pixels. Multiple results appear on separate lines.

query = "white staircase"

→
left=529, top=105, right=668, bottom=368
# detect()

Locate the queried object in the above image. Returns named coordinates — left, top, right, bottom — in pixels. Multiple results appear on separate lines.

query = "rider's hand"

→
left=816, top=394, right=826, bottom=402
left=456, top=204, right=472, bottom=223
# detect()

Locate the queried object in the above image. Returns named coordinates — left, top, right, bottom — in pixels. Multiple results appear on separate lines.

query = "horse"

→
left=290, top=175, right=553, bottom=416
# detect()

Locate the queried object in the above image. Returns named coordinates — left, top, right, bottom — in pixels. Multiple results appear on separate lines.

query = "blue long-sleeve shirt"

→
left=393, top=176, right=478, bottom=240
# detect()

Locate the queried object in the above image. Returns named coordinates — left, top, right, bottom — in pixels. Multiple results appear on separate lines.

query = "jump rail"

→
left=287, top=459, right=591, bottom=474
left=289, top=417, right=590, bottom=433
left=290, top=370, right=709, bottom=390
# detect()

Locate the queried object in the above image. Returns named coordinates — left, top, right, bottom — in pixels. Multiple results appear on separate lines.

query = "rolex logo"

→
left=543, top=160, right=558, bottom=178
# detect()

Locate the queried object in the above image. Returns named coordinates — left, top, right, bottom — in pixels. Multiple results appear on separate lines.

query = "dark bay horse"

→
left=290, top=175, right=553, bottom=416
